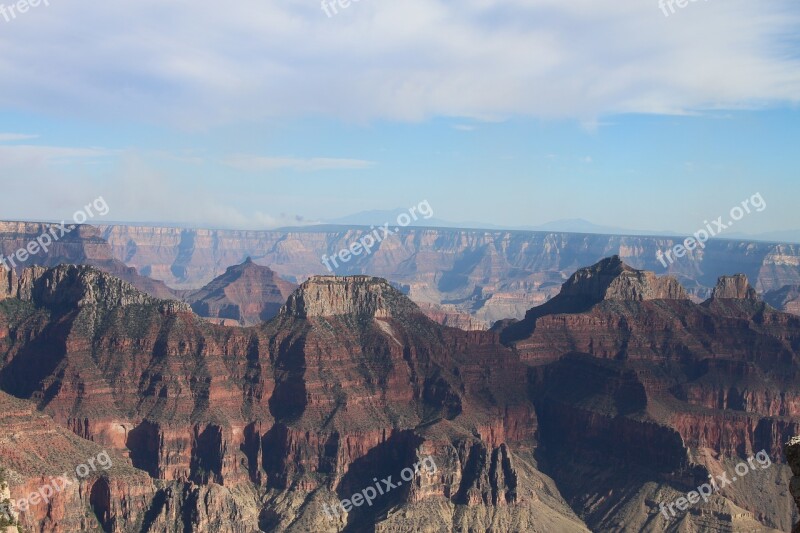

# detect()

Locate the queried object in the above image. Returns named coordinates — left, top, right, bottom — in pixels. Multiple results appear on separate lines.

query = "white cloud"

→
left=0, top=0, right=797, bottom=126
left=223, top=155, right=375, bottom=172
left=0, top=144, right=110, bottom=166
left=0, top=133, right=39, bottom=142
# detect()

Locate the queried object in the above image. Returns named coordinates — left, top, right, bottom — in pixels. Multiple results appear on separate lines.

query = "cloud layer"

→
left=223, top=155, right=374, bottom=172
left=0, top=0, right=798, bottom=127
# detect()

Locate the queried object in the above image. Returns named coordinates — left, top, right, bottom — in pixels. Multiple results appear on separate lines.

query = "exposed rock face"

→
left=415, top=302, right=488, bottom=330
left=501, top=256, right=689, bottom=349
left=0, top=468, right=19, bottom=533
left=501, top=257, right=800, bottom=532
left=1, top=257, right=799, bottom=532
left=86, top=223, right=800, bottom=323
left=711, top=274, right=759, bottom=300
left=188, top=258, right=297, bottom=325
left=557, top=255, right=689, bottom=302
left=787, top=436, right=800, bottom=533
left=5, top=221, right=800, bottom=324
left=0, top=222, right=180, bottom=300
left=702, top=273, right=768, bottom=318
left=0, top=264, right=588, bottom=532
left=0, top=390, right=257, bottom=533
left=0, top=390, right=158, bottom=532
left=1, top=264, right=189, bottom=313
left=281, top=275, right=415, bottom=318
left=766, top=284, right=800, bottom=316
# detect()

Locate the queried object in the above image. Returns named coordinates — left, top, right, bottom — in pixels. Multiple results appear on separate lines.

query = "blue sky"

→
left=0, top=0, right=798, bottom=234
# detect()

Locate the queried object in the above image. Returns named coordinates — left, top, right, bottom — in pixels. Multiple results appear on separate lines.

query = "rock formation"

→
left=0, top=468, right=19, bottom=533
left=0, top=264, right=588, bottom=532
left=188, top=258, right=297, bottom=325
left=0, top=222, right=179, bottom=300
left=0, top=389, right=259, bottom=533
left=556, top=255, right=689, bottom=302
left=0, top=257, right=798, bottom=531
left=500, top=257, right=800, bottom=531
left=1, top=264, right=189, bottom=312
left=415, top=302, right=488, bottom=330
left=710, top=274, right=759, bottom=300
left=281, top=275, right=416, bottom=318
left=4, top=221, right=800, bottom=324
left=0, top=390, right=156, bottom=532
left=787, top=436, right=800, bottom=533
left=185, top=259, right=487, bottom=329
left=87, top=223, right=800, bottom=322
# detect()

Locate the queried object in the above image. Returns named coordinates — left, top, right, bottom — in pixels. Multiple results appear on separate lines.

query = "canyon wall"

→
left=1, top=252, right=799, bottom=531
left=4, top=222, right=800, bottom=325
left=0, top=265, right=589, bottom=532
left=95, top=224, right=800, bottom=325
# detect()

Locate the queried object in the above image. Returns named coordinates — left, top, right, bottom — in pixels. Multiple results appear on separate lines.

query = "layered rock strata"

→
left=501, top=258, right=800, bottom=531
left=187, top=258, right=297, bottom=326
left=0, top=265, right=588, bottom=532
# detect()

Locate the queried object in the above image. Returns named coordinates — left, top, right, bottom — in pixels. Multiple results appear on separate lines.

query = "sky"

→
left=0, top=0, right=798, bottom=235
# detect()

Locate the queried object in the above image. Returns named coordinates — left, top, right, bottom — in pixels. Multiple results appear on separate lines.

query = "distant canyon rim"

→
left=1, top=220, right=799, bottom=328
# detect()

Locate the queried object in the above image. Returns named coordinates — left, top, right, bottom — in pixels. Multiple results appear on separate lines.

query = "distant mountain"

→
left=187, top=258, right=297, bottom=326
left=4, top=221, right=800, bottom=326
left=0, top=221, right=181, bottom=300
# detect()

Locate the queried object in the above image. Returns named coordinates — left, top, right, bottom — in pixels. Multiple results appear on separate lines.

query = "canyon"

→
left=4, top=221, right=800, bottom=327
left=98, top=223, right=800, bottom=324
left=0, top=254, right=796, bottom=531
left=503, top=256, right=800, bottom=531
left=0, top=264, right=585, bottom=531
left=1, top=219, right=800, bottom=531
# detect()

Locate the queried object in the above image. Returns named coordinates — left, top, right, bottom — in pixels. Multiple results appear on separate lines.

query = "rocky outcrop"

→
left=787, top=436, right=800, bottom=533
left=1, top=264, right=189, bottom=313
left=188, top=258, right=297, bottom=326
left=281, top=275, right=417, bottom=319
left=0, top=390, right=158, bottom=532
left=0, top=469, right=19, bottom=533
left=5, top=221, right=800, bottom=324
left=710, top=274, right=759, bottom=300
left=416, top=302, right=488, bottom=330
left=0, top=222, right=180, bottom=300
left=502, top=258, right=799, bottom=364
left=0, top=264, right=587, bottom=532
left=86, top=223, right=800, bottom=323
left=502, top=257, right=800, bottom=531
left=500, top=256, right=690, bottom=349
left=2, top=257, right=799, bottom=532
left=702, top=273, right=768, bottom=318
left=559, top=255, right=689, bottom=302
left=0, top=391, right=264, bottom=533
